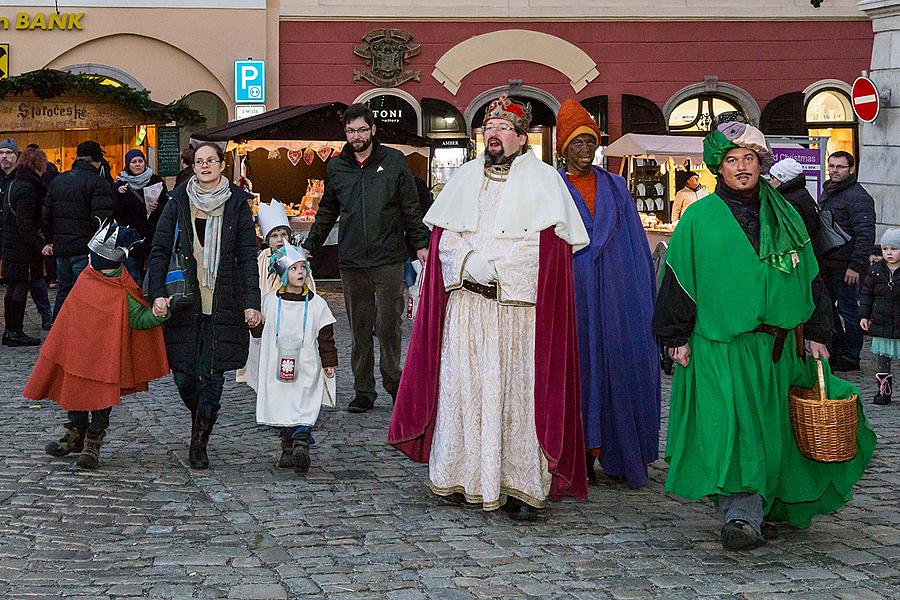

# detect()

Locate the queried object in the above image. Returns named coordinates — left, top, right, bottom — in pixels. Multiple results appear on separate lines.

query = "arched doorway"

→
left=466, top=86, right=559, bottom=164
left=804, top=85, right=858, bottom=161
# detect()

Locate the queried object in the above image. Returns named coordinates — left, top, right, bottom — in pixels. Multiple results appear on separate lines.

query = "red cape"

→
left=388, top=227, right=587, bottom=501
left=23, top=266, right=170, bottom=411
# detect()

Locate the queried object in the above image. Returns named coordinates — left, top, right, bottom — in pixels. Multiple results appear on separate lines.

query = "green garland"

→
left=0, top=69, right=206, bottom=126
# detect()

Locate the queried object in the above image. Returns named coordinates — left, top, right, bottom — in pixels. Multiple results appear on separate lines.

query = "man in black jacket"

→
left=44, top=141, right=115, bottom=317
left=819, top=151, right=875, bottom=371
left=303, top=104, right=429, bottom=413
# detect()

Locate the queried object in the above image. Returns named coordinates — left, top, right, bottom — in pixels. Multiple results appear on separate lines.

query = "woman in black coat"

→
left=115, top=149, right=168, bottom=282
left=2, top=147, right=50, bottom=347
left=147, top=142, right=260, bottom=470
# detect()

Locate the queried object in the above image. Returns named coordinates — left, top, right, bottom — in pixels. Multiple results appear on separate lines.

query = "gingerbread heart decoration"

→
left=317, top=146, right=332, bottom=162
left=287, top=149, right=303, bottom=167
left=303, top=147, right=316, bottom=166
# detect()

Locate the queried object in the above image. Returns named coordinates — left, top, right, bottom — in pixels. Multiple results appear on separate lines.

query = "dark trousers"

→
left=823, top=264, right=863, bottom=363
left=67, top=408, right=112, bottom=435
left=3, top=281, right=29, bottom=333
left=53, top=254, right=88, bottom=318
left=340, top=262, right=405, bottom=401
left=172, top=370, right=225, bottom=415
left=30, top=279, right=51, bottom=316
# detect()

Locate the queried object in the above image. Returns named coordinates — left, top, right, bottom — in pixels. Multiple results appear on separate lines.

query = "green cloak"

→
left=663, top=182, right=876, bottom=529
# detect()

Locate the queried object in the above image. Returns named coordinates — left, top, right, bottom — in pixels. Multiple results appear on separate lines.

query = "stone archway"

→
left=662, top=77, right=761, bottom=127
left=432, top=30, right=599, bottom=95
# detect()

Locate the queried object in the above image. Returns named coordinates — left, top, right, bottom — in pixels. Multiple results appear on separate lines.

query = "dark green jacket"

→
left=303, top=140, right=429, bottom=269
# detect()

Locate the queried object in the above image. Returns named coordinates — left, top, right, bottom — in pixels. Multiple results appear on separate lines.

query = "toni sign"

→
left=851, top=76, right=880, bottom=123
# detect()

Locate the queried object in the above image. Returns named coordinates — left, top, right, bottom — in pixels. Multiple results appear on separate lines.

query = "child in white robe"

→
left=251, top=244, right=336, bottom=473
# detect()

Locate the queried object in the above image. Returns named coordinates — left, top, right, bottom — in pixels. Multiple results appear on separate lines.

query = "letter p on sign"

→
left=234, top=60, right=266, bottom=103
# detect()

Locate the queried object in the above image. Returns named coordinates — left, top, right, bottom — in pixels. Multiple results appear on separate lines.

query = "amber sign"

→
left=0, top=96, right=146, bottom=132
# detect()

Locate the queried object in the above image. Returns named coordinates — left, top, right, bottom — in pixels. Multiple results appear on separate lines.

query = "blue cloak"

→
left=561, top=166, right=661, bottom=488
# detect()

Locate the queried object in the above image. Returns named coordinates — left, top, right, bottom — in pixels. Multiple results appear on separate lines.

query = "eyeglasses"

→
left=827, top=164, right=850, bottom=171
left=194, top=158, right=222, bottom=167
left=569, top=139, right=598, bottom=151
left=345, top=126, right=371, bottom=137
left=483, top=124, right=515, bottom=133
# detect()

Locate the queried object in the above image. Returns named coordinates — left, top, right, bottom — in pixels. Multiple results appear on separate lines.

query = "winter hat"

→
left=0, top=138, right=19, bottom=155
left=76, top=140, right=104, bottom=162
left=770, top=158, right=803, bottom=183
left=555, top=99, right=602, bottom=155
left=879, top=228, right=900, bottom=249
left=125, top=149, right=146, bottom=170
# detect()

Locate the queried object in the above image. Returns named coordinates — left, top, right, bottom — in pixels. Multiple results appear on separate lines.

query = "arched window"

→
left=667, top=94, right=744, bottom=134
left=805, top=88, right=858, bottom=160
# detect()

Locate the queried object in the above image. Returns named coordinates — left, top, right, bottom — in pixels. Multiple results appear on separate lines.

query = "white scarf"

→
left=186, top=175, right=231, bottom=289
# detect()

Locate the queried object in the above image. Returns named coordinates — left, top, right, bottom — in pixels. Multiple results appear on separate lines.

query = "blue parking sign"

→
left=234, top=60, right=266, bottom=103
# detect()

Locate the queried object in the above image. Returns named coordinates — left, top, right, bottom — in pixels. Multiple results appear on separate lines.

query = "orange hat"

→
left=556, top=99, right=602, bottom=155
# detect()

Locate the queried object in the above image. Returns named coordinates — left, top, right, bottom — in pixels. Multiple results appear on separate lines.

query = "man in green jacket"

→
left=303, top=103, right=429, bottom=413
left=652, top=120, right=875, bottom=551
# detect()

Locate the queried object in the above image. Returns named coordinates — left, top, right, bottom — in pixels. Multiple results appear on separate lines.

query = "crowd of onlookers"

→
left=0, top=136, right=195, bottom=346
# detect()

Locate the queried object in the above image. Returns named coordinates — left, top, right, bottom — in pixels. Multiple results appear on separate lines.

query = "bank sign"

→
left=234, top=60, right=265, bottom=104
left=0, top=13, right=84, bottom=31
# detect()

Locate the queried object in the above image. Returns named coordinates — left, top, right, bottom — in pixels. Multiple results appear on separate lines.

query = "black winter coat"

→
left=147, top=183, right=260, bottom=374
left=115, top=173, right=169, bottom=261
left=1, top=168, right=47, bottom=282
left=819, top=176, right=875, bottom=273
left=303, top=139, right=429, bottom=269
left=777, top=174, right=820, bottom=247
left=44, top=159, right=115, bottom=257
left=859, top=260, right=900, bottom=339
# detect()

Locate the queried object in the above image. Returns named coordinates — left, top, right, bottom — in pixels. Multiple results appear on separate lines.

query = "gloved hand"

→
left=464, top=252, right=497, bottom=285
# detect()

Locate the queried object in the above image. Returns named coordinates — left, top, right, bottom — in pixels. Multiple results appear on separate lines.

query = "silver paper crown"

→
left=269, top=244, right=308, bottom=282
left=87, top=219, right=142, bottom=263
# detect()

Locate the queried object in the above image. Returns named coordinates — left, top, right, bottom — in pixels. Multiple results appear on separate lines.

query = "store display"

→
left=630, top=158, right=667, bottom=217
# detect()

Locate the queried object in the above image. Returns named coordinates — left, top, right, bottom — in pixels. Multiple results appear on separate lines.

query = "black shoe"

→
left=277, top=437, right=295, bottom=468
left=721, top=519, right=765, bottom=550
left=586, top=453, right=598, bottom=486
left=347, top=396, right=375, bottom=413
left=292, top=433, right=311, bottom=474
left=829, top=356, right=860, bottom=372
left=40, top=312, right=53, bottom=331
left=761, top=520, right=778, bottom=541
left=502, top=497, right=547, bottom=523
left=2, top=330, right=41, bottom=347
left=438, top=492, right=467, bottom=505
left=874, top=373, right=893, bottom=405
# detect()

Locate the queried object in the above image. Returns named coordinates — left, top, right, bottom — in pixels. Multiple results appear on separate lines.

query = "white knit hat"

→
left=880, top=228, right=900, bottom=248
left=770, top=158, right=803, bottom=183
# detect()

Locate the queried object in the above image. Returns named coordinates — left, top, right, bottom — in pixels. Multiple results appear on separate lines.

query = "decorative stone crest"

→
left=353, top=29, right=421, bottom=88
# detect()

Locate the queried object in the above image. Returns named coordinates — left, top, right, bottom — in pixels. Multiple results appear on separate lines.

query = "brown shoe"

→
left=45, top=425, right=86, bottom=457
left=76, top=431, right=104, bottom=470
left=277, top=437, right=295, bottom=468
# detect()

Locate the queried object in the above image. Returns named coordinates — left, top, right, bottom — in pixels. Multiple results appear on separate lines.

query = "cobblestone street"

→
left=0, top=283, right=898, bottom=599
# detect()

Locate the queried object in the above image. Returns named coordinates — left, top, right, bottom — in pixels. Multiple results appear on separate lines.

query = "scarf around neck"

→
left=186, top=175, right=231, bottom=289
left=117, top=168, right=154, bottom=190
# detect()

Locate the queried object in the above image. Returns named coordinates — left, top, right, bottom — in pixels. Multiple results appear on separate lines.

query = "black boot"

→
left=586, top=452, right=598, bottom=486
left=2, top=330, right=41, bottom=347
left=277, top=436, right=295, bottom=468
left=501, top=497, right=547, bottom=523
left=45, top=424, right=86, bottom=457
left=189, top=411, right=217, bottom=469
left=721, top=519, right=765, bottom=550
left=292, top=431, right=311, bottom=474
left=40, top=311, right=53, bottom=331
left=874, top=373, right=893, bottom=405
left=76, top=431, right=104, bottom=470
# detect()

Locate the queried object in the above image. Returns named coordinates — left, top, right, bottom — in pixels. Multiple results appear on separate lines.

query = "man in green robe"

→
left=652, top=120, right=876, bottom=551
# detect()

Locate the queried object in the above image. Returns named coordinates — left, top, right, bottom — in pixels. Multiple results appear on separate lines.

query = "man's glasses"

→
left=194, top=158, right=222, bottom=167
left=345, top=126, right=372, bottom=136
left=483, top=124, right=515, bottom=133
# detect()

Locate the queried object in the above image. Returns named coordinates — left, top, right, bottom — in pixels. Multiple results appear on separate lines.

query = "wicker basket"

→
left=788, top=359, right=858, bottom=462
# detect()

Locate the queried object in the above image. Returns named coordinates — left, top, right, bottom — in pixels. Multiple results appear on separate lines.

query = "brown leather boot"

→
left=277, top=436, right=295, bottom=468
left=45, top=424, right=86, bottom=457
left=76, top=431, right=104, bottom=470
left=292, top=431, right=311, bottom=474
left=189, top=411, right=217, bottom=469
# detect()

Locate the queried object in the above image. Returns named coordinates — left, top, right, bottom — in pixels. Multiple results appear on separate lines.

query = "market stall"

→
left=191, top=103, right=433, bottom=279
left=603, top=133, right=711, bottom=245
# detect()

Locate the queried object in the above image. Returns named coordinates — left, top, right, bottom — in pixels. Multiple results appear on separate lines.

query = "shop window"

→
left=805, top=88, right=857, bottom=160
left=622, top=94, right=665, bottom=135
left=667, top=94, right=743, bottom=134
left=760, top=92, right=804, bottom=136
left=421, top=98, right=466, bottom=136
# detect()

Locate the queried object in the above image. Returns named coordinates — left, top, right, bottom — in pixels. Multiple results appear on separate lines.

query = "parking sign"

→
left=234, top=60, right=266, bottom=104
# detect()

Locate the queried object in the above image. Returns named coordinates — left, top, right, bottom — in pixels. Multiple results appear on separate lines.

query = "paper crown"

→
left=257, top=198, right=291, bottom=240
left=268, top=244, right=308, bottom=284
left=483, top=94, right=532, bottom=131
left=87, top=219, right=142, bottom=263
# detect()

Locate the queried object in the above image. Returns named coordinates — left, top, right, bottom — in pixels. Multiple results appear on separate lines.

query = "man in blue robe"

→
left=556, top=99, right=661, bottom=488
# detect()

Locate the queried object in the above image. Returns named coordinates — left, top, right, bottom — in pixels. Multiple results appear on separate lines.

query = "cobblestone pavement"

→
left=0, top=282, right=898, bottom=599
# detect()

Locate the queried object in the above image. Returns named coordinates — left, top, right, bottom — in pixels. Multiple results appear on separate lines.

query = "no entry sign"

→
left=852, top=76, right=880, bottom=123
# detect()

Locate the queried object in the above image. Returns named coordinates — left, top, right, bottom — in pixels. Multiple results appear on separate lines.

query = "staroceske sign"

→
left=0, top=13, right=84, bottom=31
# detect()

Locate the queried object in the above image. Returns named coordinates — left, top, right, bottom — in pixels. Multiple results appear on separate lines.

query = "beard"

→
left=484, top=146, right=521, bottom=166
left=351, top=138, right=372, bottom=153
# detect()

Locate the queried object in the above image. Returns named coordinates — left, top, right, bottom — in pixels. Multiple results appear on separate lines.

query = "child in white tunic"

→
left=251, top=244, right=337, bottom=473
